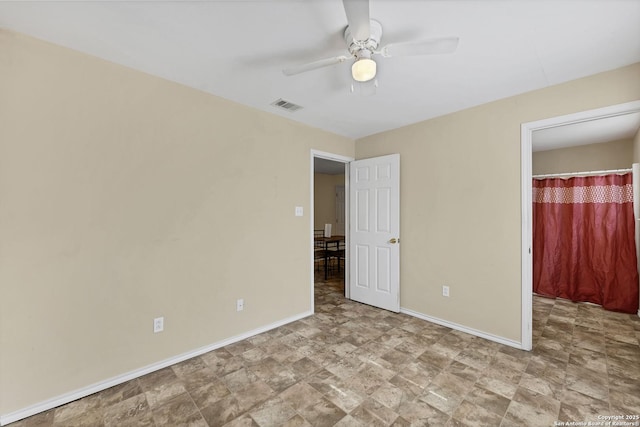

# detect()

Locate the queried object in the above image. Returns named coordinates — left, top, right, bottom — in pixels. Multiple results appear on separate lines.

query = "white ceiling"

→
left=1, top=0, right=639, bottom=143
left=315, top=157, right=347, bottom=175
left=532, top=111, right=640, bottom=152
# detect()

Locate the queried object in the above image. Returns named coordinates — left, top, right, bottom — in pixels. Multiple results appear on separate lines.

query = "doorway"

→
left=520, top=99, right=640, bottom=350
left=311, top=150, right=353, bottom=311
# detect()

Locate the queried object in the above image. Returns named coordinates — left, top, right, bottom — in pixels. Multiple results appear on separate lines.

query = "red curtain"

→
left=533, top=173, right=639, bottom=313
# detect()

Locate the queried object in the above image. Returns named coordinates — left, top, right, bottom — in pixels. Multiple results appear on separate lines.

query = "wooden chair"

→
left=327, top=240, right=345, bottom=274
left=314, top=230, right=328, bottom=272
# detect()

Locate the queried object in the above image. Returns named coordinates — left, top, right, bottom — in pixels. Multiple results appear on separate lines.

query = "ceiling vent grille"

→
left=271, top=98, right=303, bottom=112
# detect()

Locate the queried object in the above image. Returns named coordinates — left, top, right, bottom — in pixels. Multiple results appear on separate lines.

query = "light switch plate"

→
left=295, top=206, right=303, bottom=217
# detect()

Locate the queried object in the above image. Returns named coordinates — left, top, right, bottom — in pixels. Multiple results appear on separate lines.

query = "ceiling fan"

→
left=282, top=0, right=459, bottom=83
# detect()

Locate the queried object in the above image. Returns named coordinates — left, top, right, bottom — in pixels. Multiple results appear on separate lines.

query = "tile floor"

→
left=9, top=273, right=640, bottom=427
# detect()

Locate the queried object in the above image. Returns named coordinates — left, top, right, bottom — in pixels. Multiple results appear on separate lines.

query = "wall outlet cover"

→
left=153, top=317, right=164, bottom=333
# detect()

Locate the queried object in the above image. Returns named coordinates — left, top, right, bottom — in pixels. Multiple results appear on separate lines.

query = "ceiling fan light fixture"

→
left=352, top=57, right=376, bottom=82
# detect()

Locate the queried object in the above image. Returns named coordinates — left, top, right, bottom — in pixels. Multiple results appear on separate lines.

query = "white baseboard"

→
left=0, top=310, right=313, bottom=426
left=400, top=307, right=524, bottom=350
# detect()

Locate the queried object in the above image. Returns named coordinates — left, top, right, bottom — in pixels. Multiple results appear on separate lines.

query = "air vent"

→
left=271, top=98, right=303, bottom=112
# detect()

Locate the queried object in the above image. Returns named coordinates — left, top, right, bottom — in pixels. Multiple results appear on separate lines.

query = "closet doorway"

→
left=521, top=100, right=640, bottom=350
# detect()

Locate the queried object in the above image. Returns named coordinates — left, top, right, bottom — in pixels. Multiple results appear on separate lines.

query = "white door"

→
left=349, top=154, right=400, bottom=312
left=335, top=185, right=346, bottom=235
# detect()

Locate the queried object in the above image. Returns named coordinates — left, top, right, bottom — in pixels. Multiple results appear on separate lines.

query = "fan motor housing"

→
left=344, top=19, right=382, bottom=55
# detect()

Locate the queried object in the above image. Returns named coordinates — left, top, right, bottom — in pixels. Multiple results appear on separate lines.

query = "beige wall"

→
left=355, top=62, right=640, bottom=343
left=314, top=173, right=345, bottom=233
left=532, top=138, right=633, bottom=175
left=0, top=30, right=354, bottom=416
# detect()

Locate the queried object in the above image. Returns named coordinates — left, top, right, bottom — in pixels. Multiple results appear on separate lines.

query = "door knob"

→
left=389, top=238, right=399, bottom=244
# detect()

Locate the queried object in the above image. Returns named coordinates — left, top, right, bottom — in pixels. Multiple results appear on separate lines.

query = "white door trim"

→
left=310, top=150, right=354, bottom=310
left=520, top=99, right=640, bottom=350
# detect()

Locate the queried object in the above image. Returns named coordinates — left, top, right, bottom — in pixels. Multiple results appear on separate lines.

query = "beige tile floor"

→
left=10, top=272, right=640, bottom=426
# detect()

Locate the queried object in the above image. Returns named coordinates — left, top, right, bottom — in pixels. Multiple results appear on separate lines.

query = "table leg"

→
left=324, top=242, right=329, bottom=280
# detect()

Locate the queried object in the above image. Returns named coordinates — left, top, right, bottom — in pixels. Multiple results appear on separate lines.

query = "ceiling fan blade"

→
left=343, top=0, right=370, bottom=41
left=379, top=36, right=459, bottom=58
left=282, top=56, right=349, bottom=76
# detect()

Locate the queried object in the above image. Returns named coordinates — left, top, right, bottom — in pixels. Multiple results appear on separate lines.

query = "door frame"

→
left=310, top=150, right=354, bottom=311
left=520, top=99, right=640, bottom=350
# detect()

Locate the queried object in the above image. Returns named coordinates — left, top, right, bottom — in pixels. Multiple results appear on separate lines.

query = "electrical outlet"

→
left=153, top=316, right=164, bottom=333
left=442, top=286, right=450, bottom=297
left=236, top=299, right=244, bottom=312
